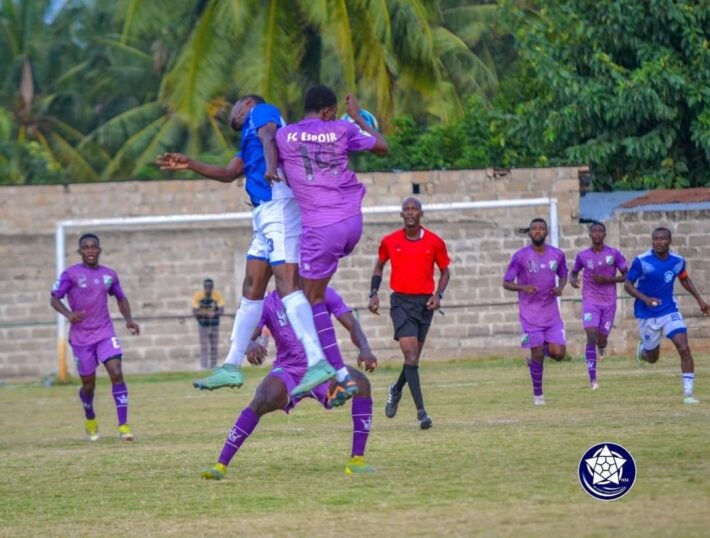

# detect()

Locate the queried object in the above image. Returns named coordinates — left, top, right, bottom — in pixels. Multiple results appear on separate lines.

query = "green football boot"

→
left=201, top=463, right=227, bottom=480
left=193, top=364, right=244, bottom=390
left=290, top=360, right=336, bottom=397
left=344, top=456, right=375, bottom=475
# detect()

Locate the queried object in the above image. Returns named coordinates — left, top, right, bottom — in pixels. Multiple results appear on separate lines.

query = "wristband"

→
left=437, top=291, right=444, bottom=300
left=370, top=275, right=382, bottom=296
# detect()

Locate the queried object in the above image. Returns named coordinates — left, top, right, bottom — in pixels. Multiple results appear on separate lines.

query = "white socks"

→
left=223, top=297, right=264, bottom=366
left=281, top=291, right=325, bottom=367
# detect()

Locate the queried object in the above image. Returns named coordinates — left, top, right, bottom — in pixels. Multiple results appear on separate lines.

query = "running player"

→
left=624, top=227, right=709, bottom=404
left=503, top=218, right=569, bottom=406
left=50, top=233, right=140, bottom=441
left=570, top=222, right=628, bottom=389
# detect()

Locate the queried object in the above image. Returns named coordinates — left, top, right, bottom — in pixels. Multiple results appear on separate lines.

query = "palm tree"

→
left=0, top=0, right=103, bottom=182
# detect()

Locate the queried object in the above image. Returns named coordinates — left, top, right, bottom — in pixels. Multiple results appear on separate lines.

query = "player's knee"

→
left=249, top=398, right=277, bottom=417
left=349, top=369, right=370, bottom=397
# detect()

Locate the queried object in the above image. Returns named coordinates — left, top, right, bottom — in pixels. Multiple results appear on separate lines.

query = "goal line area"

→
left=55, top=197, right=559, bottom=380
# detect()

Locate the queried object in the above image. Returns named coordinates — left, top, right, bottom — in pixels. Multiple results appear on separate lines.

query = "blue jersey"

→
left=626, top=249, right=687, bottom=319
left=238, top=103, right=288, bottom=207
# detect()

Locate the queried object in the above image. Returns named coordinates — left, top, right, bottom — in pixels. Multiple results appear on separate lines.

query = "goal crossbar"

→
left=53, top=197, right=558, bottom=379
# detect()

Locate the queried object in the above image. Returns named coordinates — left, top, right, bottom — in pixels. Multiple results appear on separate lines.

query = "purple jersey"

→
left=504, top=244, right=568, bottom=329
left=51, top=263, right=126, bottom=346
left=572, top=246, right=628, bottom=305
left=257, top=287, right=351, bottom=375
left=275, top=118, right=376, bottom=227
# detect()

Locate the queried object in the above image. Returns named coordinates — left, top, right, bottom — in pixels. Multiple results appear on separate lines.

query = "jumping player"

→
left=271, top=85, right=388, bottom=397
left=200, top=287, right=377, bottom=479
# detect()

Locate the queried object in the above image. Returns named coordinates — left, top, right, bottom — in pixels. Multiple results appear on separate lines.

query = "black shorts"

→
left=389, top=293, right=434, bottom=342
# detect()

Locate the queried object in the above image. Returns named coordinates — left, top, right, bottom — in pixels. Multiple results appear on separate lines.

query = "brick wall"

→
left=2, top=168, right=708, bottom=379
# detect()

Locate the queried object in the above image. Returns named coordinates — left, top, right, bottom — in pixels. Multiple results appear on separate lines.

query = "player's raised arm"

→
left=344, top=94, right=388, bottom=156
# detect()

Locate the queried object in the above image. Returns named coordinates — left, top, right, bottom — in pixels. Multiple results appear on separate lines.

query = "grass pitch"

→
left=1, top=356, right=709, bottom=537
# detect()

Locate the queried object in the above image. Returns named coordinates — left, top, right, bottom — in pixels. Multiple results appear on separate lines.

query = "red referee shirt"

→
left=378, top=227, right=450, bottom=294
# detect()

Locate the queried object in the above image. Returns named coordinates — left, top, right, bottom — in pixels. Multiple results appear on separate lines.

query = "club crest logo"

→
left=78, top=275, right=88, bottom=288
left=579, top=442, right=636, bottom=501
left=520, top=333, right=530, bottom=345
left=605, top=255, right=614, bottom=265
left=583, top=312, right=593, bottom=321
left=549, top=260, right=558, bottom=271
left=664, top=271, right=674, bottom=283
left=103, top=274, right=113, bottom=287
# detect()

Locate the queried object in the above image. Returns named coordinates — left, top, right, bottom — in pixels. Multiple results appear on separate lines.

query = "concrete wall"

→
left=2, top=168, right=708, bottom=379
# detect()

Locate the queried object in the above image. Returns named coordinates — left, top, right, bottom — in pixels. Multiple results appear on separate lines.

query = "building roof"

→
left=580, top=188, right=710, bottom=222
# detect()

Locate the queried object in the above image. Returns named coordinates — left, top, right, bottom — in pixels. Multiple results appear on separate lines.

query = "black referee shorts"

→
left=389, top=292, right=434, bottom=342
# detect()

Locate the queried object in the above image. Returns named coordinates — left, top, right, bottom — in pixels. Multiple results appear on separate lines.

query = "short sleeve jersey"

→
left=51, top=263, right=126, bottom=346
left=503, top=244, right=568, bottom=329
left=257, top=287, right=351, bottom=374
left=192, top=290, right=225, bottom=327
left=572, top=246, right=628, bottom=305
left=275, top=118, right=376, bottom=227
left=626, top=249, right=686, bottom=319
left=378, top=227, right=450, bottom=295
left=237, top=103, right=292, bottom=207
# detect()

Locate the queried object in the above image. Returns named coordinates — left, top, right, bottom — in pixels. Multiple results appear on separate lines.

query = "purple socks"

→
left=351, top=397, right=373, bottom=457
left=79, top=388, right=96, bottom=420
left=112, top=382, right=128, bottom=426
left=312, top=302, right=345, bottom=371
left=585, top=343, right=597, bottom=383
left=529, top=359, right=544, bottom=396
left=218, top=407, right=260, bottom=466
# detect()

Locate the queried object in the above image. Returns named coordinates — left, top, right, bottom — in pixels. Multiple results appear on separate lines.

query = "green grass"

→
left=1, top=357, right=709, bottom=537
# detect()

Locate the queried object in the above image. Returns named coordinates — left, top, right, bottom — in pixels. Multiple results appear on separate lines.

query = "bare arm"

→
left=551, top=275, right=567, bottom=296
left=336, top=311, right=377, bottom=372
left=258, top=122, right=280, bottom=181
left=50, top=295, right=85, bottom=324
left=345, top=95, right=388, bottom=156
left=592, top=266, right=628, bottom=284
left=679, top=276, right=710, bottom=315
left=117, top=297, right=140, bottom=335
left=623, top=278, right=660, bottom=307
left=503, top=280, right=537, bottom=295
left=426, top=266, right=451, bottom=311
left=156, top=153, right=244, bottom=182
left=367, top=258, right=387, bottom=315
left=569, top=271, right=580, bottom=288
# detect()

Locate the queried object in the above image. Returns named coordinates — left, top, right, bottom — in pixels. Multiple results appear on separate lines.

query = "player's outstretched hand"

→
left=127, top=320, right=140, bottom=335
left=357, top=350, right=378, bottom=372
left=246, top=341, right=268, bottom=365
left=156, top=152, right=190, bottom=170
left=699, top=300, right=710, bottom=316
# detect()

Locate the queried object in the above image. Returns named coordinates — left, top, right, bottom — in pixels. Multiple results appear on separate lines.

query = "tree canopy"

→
left=0, top=0, right=707, bottom=190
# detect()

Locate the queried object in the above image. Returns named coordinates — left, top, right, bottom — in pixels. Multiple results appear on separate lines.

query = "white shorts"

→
left=247, top=197, right=301, bottom=265
left=637, top=311, right=687, bottom=351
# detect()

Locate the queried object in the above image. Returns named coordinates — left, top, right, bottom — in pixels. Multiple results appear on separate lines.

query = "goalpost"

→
left=54, top=197, right=558, bottom=380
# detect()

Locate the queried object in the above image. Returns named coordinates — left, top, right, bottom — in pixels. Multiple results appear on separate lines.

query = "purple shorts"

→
left=582, top=302, right=616, bottom=335
left=299, top=213, right=363, bottom=279
left=71, top=336, right=123, bottom=376
left=520, top=320, right=566, bottom=349
left=268, top=367, right=332, bottom=412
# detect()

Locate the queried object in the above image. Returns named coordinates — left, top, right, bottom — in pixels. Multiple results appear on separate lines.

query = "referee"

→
left=368, top=197, right=450, bottom=429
